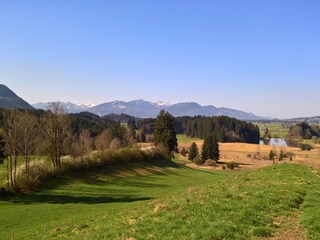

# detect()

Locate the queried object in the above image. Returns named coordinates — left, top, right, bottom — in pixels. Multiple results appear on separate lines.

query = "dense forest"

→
left=0, top=108, right=260, bottom=144
left=137, top=115, right=260, bottom=144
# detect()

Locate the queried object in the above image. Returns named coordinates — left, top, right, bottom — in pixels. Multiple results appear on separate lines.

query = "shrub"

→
left=226, top=161, right=238, bottom=170
left=180, top=148, right=187, bottom=157
left=204, top=159, right=218, bottom=166
left=246, top=153, right=252, bottom=158
left=194, top=156, right=205, bottom=165
left=301, top=144, right=312, bottom=151
left=269, top=150, right=275, bottom=161
left=278, top=150, right=284, bottom=161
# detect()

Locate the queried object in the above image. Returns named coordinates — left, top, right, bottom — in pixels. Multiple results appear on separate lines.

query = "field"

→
left=2, top=163, right=319, bottom=239
left=0, top=160, right=232, bottom=239
left=1, top=135, right=320, bottom=239
left=256, top=122, right=291, bottom=138
left=178, top=134, right=320, bottom=171
left=52, top=164, right=320, bottom=240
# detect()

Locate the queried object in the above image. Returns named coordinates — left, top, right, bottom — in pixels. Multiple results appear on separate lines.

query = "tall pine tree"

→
left=154, top=110, right=178, bottom=155
left=201, top=134, right=220, bottom=161
left=188, top=142, right=199, bottom=161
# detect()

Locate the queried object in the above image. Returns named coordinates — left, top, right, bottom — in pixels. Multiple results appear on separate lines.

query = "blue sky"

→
left=0, top=0, right=319, bottom=118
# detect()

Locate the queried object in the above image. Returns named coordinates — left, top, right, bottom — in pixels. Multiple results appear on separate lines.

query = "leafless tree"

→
left=2, top=109, right=20, bottom=190
left=72, top=129, right=93, bottom=159
left=16, top=112, right=39, bottom=174
left=95, top=128, right=113, bottom=152
left=42, top=102, right=71, bottom=170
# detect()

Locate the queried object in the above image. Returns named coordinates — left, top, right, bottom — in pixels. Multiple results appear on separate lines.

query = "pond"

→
left=259, top=138, right=288, bottom=147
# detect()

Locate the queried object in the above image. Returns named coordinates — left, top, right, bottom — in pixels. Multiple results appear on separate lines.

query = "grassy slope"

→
left=0, top=160, right=232, bottom=239
left=41, top=164, right=320, bottom=240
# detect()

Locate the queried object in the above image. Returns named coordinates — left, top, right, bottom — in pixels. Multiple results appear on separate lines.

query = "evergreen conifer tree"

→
left=201, top=134, right=220, bottom=161
left=154, top=110, right=178, bottom=156
left=188, top=142, right=199, bottom=161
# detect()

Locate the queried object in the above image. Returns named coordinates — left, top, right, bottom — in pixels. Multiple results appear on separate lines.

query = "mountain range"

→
left=0, top=84, right=267, bottom=120
left=32, top=99, right=265, bottom=120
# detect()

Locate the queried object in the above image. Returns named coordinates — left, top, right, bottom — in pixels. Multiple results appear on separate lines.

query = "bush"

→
left=204, top=159, right=218, bottom=166
left=301, top=144, right=312, bottom=151
left=180, top=148, right=187, bottom=157
left=194, top=156, right=205, bottom=165
left=226, top=161, right=238, bottom=170
left=246, top=153, right=252, bottom=158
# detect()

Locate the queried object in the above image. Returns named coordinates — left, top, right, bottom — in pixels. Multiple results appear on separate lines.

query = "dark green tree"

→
left=188, top=142, right=199, bottom=161
left=279, top=150, right=284, bottom=161
left=269, top=150, right=275, bottom=160
left=201, top=134, right=220, bottom=161
left=154, top=110, right=178, bottom=155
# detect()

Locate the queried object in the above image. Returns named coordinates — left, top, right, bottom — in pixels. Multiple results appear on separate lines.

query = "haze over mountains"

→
left=32, top=99, right=264, bottom=120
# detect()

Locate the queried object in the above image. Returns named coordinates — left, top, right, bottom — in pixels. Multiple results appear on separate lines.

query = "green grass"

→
left=0, top=159, right=232, bottom=239
left=30, top=163, right=320, bottom=240
left=2, top=157, right=320, bottom=239
left=177, top=134, right=201, bottom=144
left=257, top=122, right=291, bottom=138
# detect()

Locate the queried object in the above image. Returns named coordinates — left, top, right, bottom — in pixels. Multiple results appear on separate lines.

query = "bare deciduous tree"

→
left=42, top=102, right=71, bottom=170
left=17, top=112, right=39, bottom=174
left=72, top=129, right=93, bottom=159
left=95, top=128, right=113, bottom=152
left=3, top=110, right=20, bottom=190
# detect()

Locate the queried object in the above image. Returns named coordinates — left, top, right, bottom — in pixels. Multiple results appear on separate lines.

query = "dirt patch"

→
left=266, top=211, right=307, bottom=240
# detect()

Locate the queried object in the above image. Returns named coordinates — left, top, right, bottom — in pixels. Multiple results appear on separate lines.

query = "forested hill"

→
left=139, top=115, right=260, bottom=144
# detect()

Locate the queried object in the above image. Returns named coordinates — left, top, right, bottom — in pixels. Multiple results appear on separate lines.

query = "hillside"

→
left=0, top=84, right=33, bottom=109
left=33, top=99, right=266, bottom=120
left=1, top=163, right=319, bottom=239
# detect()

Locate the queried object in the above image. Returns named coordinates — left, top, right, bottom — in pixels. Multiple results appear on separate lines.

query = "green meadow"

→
left=0, top=160, right=232, bottom=239
left=1, top=159, right=320, bottom=239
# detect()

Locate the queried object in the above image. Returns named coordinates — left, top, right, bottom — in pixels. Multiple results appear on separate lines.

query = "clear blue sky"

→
left=1, top=0, right=319, bottom=118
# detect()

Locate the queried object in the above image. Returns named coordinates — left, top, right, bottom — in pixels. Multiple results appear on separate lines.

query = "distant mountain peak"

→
left=0, top=84, right=33, bottom=110
left=156, top=101, right=171, bottom=107
left=32, top=99, right=266, bottom=120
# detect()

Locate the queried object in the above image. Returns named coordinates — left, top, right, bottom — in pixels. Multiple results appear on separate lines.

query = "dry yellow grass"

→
left=178, top=138, right=320, bottom=171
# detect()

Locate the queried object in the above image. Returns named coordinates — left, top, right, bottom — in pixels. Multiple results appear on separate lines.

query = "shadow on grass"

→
left=1, top=159, right=225, bottom=205
left=3, top=193, right=152, bottom=204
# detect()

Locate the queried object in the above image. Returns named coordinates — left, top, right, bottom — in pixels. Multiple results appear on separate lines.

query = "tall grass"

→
left=14, top=147, right=170, bottom=192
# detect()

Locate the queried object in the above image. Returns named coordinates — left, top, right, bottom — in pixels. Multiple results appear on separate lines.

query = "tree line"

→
left=0, top=103, right=137, bottom=191
left=138, top=115, right=260, bottom=144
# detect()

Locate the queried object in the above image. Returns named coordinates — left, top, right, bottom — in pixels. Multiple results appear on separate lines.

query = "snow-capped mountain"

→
left=32, top=102, right=95, bottom=113
left=32, top=100, right=265, bottom=120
